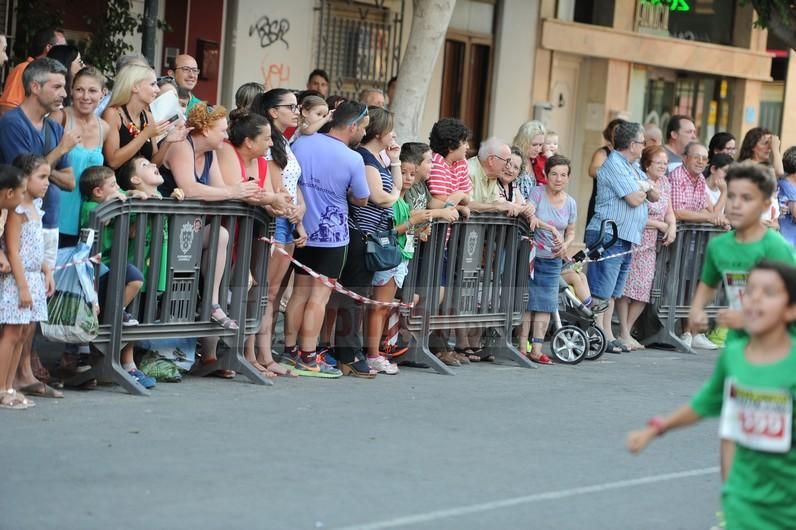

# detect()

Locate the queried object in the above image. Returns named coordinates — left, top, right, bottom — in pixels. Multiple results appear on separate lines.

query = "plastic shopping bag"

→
left=41, top=238, right=100, bottom=343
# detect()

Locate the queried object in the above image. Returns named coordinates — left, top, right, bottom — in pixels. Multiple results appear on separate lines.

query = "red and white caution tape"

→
left=53, top=253, right=102, bottom=272
left=259, top=237, right=414, bottom=309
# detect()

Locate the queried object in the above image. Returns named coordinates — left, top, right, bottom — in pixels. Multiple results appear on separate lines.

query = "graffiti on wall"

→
left=261, top=59, right=291, bottom=90
left=249, top=16, right=291, bottom=49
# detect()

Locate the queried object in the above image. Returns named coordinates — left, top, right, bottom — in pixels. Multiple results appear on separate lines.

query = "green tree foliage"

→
left=11, top=0, right=64, bottom=60
left=748, top=0, right=796, bottom=50
left=82, top=0, right=140, bottom=76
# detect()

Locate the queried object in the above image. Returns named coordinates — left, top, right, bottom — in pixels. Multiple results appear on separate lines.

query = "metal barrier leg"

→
left=406, top=329, right=455, bottom=376
left=66, top=343, right=150, bottom=396
left=494, top=325, right=535, bottom=368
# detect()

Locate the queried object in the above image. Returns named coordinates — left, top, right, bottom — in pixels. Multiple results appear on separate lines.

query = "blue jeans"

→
left=584, top=230, right=632, bottom=300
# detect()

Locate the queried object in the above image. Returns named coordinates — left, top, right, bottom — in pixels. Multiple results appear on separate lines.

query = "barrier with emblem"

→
left=71, top=199, right=272, bottom=395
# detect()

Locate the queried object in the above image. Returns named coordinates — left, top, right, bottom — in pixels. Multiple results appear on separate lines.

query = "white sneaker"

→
left=680, top=332, right=693, bottom=348
left=367, top=355, right=399, bottom=375
left=691, top=333, right=719, bottom=350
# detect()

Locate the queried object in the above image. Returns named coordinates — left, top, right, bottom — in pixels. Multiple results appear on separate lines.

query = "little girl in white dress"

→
left=0, top=157, right=54, bottom=410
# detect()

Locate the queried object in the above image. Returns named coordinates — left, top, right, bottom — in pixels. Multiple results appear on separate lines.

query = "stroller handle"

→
left=596, top=220, right=619, bottom=252
left=570, top=219, right=620, bottom=263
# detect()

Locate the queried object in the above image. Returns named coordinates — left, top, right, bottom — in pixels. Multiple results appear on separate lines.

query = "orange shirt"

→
left=0, top=58, right=34, bottom=110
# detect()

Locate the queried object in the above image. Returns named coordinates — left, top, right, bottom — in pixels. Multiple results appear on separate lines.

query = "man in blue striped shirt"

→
left=585, top=121, right=659, bottom=353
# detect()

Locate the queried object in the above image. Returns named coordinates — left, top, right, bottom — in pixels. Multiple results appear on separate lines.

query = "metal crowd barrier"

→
left=399, top=213, right=534, bottom=374
left=642, top=222, right=727, bottom=353
left=72, top=199, right=272, bottom=395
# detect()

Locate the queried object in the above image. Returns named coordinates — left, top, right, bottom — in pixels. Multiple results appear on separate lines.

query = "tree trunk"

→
left=391, top=0, right=457, bottom=143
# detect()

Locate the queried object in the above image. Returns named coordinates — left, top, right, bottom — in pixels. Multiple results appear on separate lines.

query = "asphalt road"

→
left=1, top=348, right=722, bottom=530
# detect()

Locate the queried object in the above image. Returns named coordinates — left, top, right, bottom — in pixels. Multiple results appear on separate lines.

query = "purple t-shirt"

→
left=529, top=185, right=577, bottom=259
left=292, top=133, right=369, bottom=247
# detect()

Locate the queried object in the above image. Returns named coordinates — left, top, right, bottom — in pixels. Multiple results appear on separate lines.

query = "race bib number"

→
left=719, top=378, right=793, bottom=453
left=404, top=233, right=415, bottom=254
left=723, top=271, right=748, bottom=311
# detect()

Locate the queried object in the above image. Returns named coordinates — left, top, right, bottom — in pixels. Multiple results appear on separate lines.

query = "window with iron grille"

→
left=314, top=0, right=404, bottom=100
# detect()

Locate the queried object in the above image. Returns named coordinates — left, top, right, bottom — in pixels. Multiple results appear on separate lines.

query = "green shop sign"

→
left=641, top=0, right=690, bottom=11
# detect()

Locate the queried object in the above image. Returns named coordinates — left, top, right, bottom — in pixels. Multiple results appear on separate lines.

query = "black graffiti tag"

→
left=249, top=16, right=290, bottom=49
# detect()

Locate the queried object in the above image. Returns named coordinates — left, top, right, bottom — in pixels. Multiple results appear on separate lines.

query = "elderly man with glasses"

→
left=167, top=54, right=203, bottom=112
left=467, top=137, right=527, bottom=217
left=669, top=142, right=728, bottom=227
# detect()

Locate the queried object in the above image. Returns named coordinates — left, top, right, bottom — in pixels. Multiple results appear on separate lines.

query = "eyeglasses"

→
left=275, top=103, right=300, bottom=112
left=175, top=66, right=200, bottom=75
left=688, top=155, right=709, bottom=161
left=491, top=154, right=511, bottom=166
left=157, top=75, right=175, bottom=84
left=631, top=140, right=645, bottom=145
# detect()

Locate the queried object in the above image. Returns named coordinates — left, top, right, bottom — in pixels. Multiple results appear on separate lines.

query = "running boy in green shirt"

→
left=628, top=260, right=796, bottom=530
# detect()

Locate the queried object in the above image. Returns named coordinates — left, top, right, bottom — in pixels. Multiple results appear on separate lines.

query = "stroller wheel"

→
left=550, top=326, right=588, bottom=364
left=585, top=325, right=606, bottom=360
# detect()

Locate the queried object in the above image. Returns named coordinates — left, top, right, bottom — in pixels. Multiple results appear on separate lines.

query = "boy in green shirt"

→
left=79, top=166, right=153, bottom=389
left=686, top=162, right=796, bottom=483
left=628, top=260, right=796, bottom=530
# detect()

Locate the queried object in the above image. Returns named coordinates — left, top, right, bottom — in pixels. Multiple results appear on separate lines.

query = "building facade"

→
left=6, top=0, right=791, bottom=234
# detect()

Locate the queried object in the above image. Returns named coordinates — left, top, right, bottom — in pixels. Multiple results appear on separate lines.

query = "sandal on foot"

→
left=435, top=351, right=461, bottom=367
left=527, top=353, right=554, bottom=365
left=197, top=357, right=236, bottom=379
left=606, top=339, right=627, bottom=354
left=265, top=361, right=297, bottom=378
left=210, top=304, right=239, bottom=330
left=18, top=381, right=64, bottom=399
left=454, top=347, right=481, bottom=363
left=471, top=347, right=495, bottom=362
left=1, top=389, right=35, bottom=409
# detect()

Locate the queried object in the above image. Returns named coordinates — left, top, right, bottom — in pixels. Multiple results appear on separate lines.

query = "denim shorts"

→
left=372, top=260, right=409, bottom=289
left=273, top=217, right=294, bottom=244
left=584, top=230, right=632, bottom=300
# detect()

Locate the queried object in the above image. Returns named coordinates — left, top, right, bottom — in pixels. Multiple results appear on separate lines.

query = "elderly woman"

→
left=512, top=120, right=547, bottom=199
left=616, top=145, right=676, bottom=349
left=586, top=121, right=658, bottom=353
left=517, top=155, right=577, bottom=364
left=160, top=103, right=261, bottom=376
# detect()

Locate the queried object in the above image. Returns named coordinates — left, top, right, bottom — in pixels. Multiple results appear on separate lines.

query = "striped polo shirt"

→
left=350, top=147, right=394, bottom=235
left=586, top=150, right=648, bottom=245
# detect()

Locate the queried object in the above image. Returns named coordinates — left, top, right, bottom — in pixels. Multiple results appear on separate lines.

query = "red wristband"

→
left=647, top=416, right=666, bottom=436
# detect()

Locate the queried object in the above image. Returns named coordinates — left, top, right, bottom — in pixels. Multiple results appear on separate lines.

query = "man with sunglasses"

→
left=167, top=54, right=203, bottom=112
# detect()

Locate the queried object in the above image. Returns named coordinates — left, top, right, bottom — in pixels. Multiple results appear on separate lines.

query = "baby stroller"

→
left=549, top=220, right=618, bottom=364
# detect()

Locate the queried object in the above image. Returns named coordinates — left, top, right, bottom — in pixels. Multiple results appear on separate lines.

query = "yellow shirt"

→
left=467, top=156, right=497, bottom=203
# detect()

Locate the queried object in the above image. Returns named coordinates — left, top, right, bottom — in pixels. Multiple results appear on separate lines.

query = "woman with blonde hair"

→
left=512, top=120, right=547, bottom=199
left=102, top=64, right=186, bottom=169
